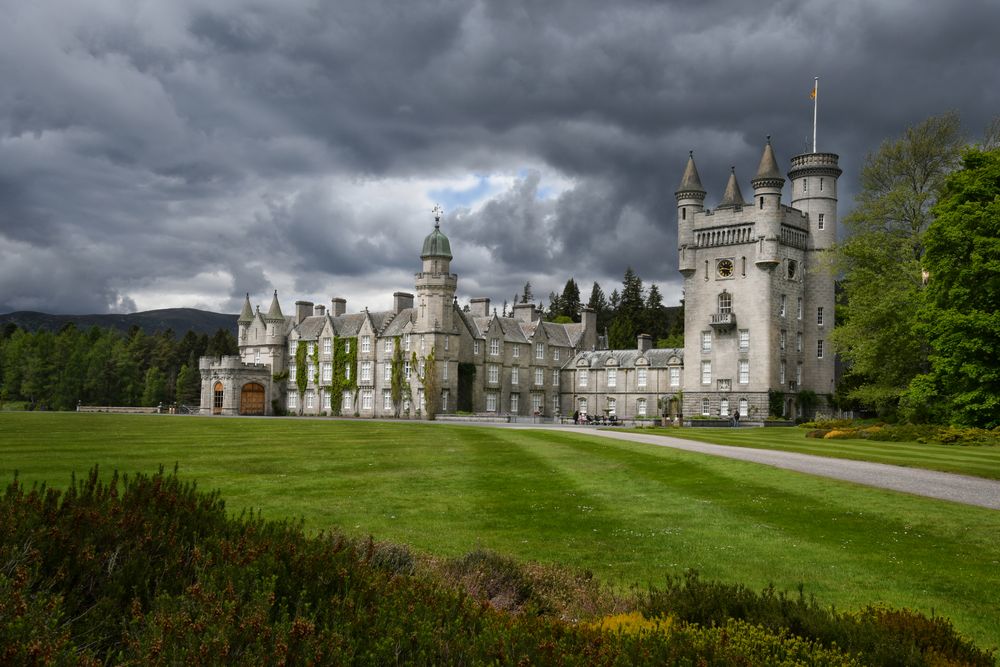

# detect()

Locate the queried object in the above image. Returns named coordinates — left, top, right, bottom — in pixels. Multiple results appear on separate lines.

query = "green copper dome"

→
left=420, top=224, right=452, bottom=260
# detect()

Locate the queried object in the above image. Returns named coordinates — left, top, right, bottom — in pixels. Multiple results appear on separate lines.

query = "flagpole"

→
left=812, top=77, right=818, bottom=153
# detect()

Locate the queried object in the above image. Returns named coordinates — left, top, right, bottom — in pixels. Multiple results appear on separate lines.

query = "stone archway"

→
left=240, top=382, right=265, bottom=415
left=213, top=382, right=224, bottom=415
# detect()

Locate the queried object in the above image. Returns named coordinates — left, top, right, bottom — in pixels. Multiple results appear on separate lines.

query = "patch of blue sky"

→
left=428, top=175, right=493, bottom=210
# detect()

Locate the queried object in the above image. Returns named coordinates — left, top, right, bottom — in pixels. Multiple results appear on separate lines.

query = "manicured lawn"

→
left=3, top=412, right=999, bottom=649
left=629, top=425, right=1000, bottom=480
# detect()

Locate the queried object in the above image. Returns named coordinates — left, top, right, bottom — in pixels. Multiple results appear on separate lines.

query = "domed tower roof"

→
left=264, top=290, right=284, bottom=322
left=421, top=206, right=453, bottom=260
left=751, top=136, right=785, bottom=189
left=237, top=293, right=254, bottom=324
left=675, top=151, right=707, bottom=200
left=716, top=167, right=746, bottom=209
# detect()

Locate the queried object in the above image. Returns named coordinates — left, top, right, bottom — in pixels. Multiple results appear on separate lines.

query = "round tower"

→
left=787, top=152, right=841, bottom=250
left=751, top=138, right=785, bottom=268
left=675, top=151, right=706, bottom=277
left=415, top=206, right=457, bottom=333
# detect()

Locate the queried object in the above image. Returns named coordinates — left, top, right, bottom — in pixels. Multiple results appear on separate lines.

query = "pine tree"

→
left=560, top=278, right=581, bottom=321
left=520, top=282, right=534, bottom=304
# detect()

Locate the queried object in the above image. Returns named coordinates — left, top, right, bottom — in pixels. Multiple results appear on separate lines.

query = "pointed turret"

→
left=752, top=136, right=785, bottom=190
left=716, top=167, right=745, bottom=209
left=265, top=290, right=284, bottom=322
left=675, top=151, right=707, bottom=202
left=237, top=293, right=254, bottom=323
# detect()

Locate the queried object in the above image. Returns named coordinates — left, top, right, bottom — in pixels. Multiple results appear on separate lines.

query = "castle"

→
left=201, top=139, right=839, bottom=421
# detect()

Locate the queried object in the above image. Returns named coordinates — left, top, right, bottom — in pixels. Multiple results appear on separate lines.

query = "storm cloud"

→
left=1, top=0, right=997, bottom=314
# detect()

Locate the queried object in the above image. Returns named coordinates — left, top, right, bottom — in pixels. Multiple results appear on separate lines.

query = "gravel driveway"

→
left=537, top=426, right=1000, bottom=511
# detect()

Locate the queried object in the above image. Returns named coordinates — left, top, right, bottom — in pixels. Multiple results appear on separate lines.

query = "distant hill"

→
left=0, top=308, right=238, bottom=337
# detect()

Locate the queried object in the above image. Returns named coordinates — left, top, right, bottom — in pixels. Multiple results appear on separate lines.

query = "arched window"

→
left=718, top=292, right=732, bottom=314
left=213, top=382, right=224, bottom=415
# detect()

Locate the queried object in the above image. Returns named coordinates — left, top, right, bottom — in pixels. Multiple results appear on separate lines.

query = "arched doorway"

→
left=240, top=383, right=265, bottom=415
left=213, top=382, right=224, bottom=415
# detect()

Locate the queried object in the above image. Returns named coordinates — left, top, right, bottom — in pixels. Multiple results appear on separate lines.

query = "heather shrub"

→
left=806, top=429, right=831, bottom=438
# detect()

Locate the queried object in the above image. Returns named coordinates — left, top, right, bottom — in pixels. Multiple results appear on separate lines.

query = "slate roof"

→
left=380, top=308, right=416, bottom=336
left=570, top=348, right=683, bottom=369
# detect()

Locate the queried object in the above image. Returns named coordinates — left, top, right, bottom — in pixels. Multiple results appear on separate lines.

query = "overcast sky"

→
left=1, top=0, right=997, bottom=316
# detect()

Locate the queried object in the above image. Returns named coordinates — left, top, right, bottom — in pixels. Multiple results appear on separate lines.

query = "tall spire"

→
left=717, top=167, right=746, bottom=209
left=237, top=293, right=254, bottom=323
left=676, top=151, right=706, bottom=195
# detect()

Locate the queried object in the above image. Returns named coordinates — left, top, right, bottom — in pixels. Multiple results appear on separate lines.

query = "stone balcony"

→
left=710, top=312, right=736, bottom=329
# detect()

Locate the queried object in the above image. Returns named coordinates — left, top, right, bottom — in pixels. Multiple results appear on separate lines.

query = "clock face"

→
left=718, top=259, right=734, bottom=277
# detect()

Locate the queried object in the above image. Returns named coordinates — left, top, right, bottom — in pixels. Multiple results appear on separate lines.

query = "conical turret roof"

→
left=676, top=151, right=706, bottom=194
left=752, top=136, right=785, bottom=188
left=265, top=290, right=284, bottom=321
left=237, top=293, right=254, bottom=323
left=717, top=168, right=746, bottom=209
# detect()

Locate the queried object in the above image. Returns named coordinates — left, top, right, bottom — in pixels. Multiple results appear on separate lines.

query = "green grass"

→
left=627, top=425, right=1000, bottom=480
left=3, top=412, right=999, bottom=650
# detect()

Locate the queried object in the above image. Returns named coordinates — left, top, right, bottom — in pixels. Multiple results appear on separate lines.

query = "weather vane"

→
left=432, top=204, right=443, bottom=226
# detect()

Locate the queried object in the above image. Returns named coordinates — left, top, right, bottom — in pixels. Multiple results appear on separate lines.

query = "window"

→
left=637, top=368, right=647, bottom=388
left=404, top=360, right=411, bottom=380
left=361, top=336, right=370, bottom=353
left=780, top=330, right=787, bottom=352
left=307, top=362, right=315, bottom=381
left=490, top=338, right=500, bottom=355
left=488, top=364, right=499, bottom=384
left=323, top=338, right=332, bottom=355
left=797, top=297, right=802, bottom=320
left=444, top=336, right=449, bottom=351
left=579, top=397, right=588, bottom=415
left=738, top=359, right=749, bottom=384
left=418, top=359, right=425, bottom=377
left=512, top=344, right=520, bottom=358
left=669, top=367, right=680, bottom=387
left=289, top=363, right=297, bottom=380
left=817, top=307, right=824, bottom=326
left=342, top=390, right=353, bottom=412
left=511, top=366, right=519, bottom=384
left=553, top=348, right=560, bottom=361
left=307, top=342, right=315, bottom=356
left=290, top=340, right=298, bottom=354
left=288, top=391, right=298, bottom=410
left=213, top=383, right=224, bottom=409
left=360, top=361, right=371, bottom=382
left=361, top=390, right=373, bottom=410
left=607, top=368, right=617, bottom=388
left=553, top=396, right=560, bottom=414
left=780, top=294, right=787, bottom=317
left=417, top=388, right=424, bottom=411
left=738, top=329, right=749, bottom=351
left=701, top=331, right=712, bottom=353
left=534, top=367, right=543, bottom=386
left=344, top=339, right=350, bottom=353
left=322, top=363, right=332, bottom=382
left=441, top=389, right=449, bottom=411
left=552, top=370, right=559, bottom=387
left=486, top=392, right=498, bottom=412
left=607, top=398, right=617, bottom=416
left=579, top=370, right=589, bottom=387
left=403, top=334, right=411, bottom=352
left=345, top=363, right=351, bottom=380
left=803, top=179, right=808, bottom=192
left=510, top=393, right=519, bottom=413
left=818, top=213, right=825, bottom=230
left=637, top=399, right=647, bottom=416
left=759, top=196, right=764, bottom=210
left=384, top=362, right=391, bottom=383
left=796, top=363, right=803, bottom=384
left=796, top=332, right=802, bottom=353
left=701, top=360, right=712, bottom=385
left=720, top=398, right=729, bottom=417
left=779, top=360, right=786, bottom=384
left=739, top=398, right=748, bottom=417
left=473, top=340, right=480, bottom=355
left=420, top=335, right=425, bottom=352
left=383, top=390, right=392, bottom=411
left=535, top=342, right=545, bottom=359
left=443, top=363, right=449, bottom=381
left=701, top=398, right=710, bottom=416
left=817, top=340, right=824, bottom=358
left=323, top=392, right=331, bottom=410
left=254, top=349, right=261, bottom=364
left=384, top=339, right=393, bottom=354
left=718, top=292, right=732, bottom=314
left=820, top=177, right=824, bottom=191
left=306, top=391, right=314, bottom=409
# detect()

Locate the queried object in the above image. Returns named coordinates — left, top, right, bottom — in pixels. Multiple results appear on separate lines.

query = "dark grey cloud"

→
left=1, top=0, right=998, bottom=315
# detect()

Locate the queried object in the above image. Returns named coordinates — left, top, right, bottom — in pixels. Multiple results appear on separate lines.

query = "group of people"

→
left=572, top=411, right=619, bottom=426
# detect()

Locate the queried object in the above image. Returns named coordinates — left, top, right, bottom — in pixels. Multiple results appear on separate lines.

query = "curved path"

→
left=507, top=425, right=1000, bottom=511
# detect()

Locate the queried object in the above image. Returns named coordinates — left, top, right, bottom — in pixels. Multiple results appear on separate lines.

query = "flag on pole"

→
left=809, top=85, right=816, bottom=100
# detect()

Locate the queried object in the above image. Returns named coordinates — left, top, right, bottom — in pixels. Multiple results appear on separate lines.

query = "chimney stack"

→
left=513, top=302, right=538, bottom=323
left=637, top=333, right=653, bottom=352
left=314, top=304, right=326, bottom=317
left=470, top=297, right=491, bottom=317
left=330, top=298, right=346, bottom=317
left=294, top=301, right=313, bottom=325
left=580, top=306, right=597, bottom=350
left=393, top=291, right=414, bottom=314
